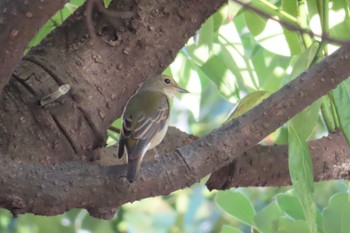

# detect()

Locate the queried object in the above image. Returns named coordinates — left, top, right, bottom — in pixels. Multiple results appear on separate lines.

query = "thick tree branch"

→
left=0, top=0, right=68, bottom=90
left=2, top=0, right=226, bottom=163
left=206, top=130, right=350, bottom=190
left=1, top=43, right=350, bottom=218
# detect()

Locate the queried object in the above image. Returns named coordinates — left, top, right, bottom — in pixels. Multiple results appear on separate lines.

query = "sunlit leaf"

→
left=200, top=55, right=237, bottom=99
left=333, top=77, right=350, bottom=146
left=288, top=42, right=319, bottom=81
left=288, top=126, right=317, bottom=233
left=281, top=0, right=304, bottom=55
left=276, top=192, right=305, bottom=220
left=305, top=0, right=318, bottom=18
left=225, top=91, right=269, bottom=122
left=227, top=0, right=241, bottom=22
left=289, top=99, right=321, bottom=140
left=196, top=17, right=214, bottom=55
left=216, top=190, right=255, bottom=225
left=328, top=0, right=350, bottom=41
left=321, top=95, right=336, bottom=132
left=244, top=10, right=267, bottom=36
left=250, top=45, right=291, bottom=92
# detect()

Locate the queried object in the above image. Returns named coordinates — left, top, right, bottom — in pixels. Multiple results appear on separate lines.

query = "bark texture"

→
left=0, top=0, right=68, bottom=89
left=4, top=0, right=225, bottom=164
left=206, top=130, right=350, bottom=189
left=1, top=42, right=350, bottom=218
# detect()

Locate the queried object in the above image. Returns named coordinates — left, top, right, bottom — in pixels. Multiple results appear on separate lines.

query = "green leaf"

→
left=288, top=127, right=315, bottom=193
left=215, top=190, right=255, bottom=225
left=212, top=4, right=229, bottom=32
left=286, top=43, right=322, bottom=141
left=226, top=0, right=242, bottom=23
left=281, top=0, right=303, bottom=55
left=218, top=45, right=253, bottom=94
left=288, top=42, right=319, bottom=81
left=277, top=217, right=310, bottom=233
left=225, top=91, right=269, bottom=122
left=277, top=194, right=326, bottom=232
left=200, top=55, right=238, bottom=99
left=289, top=99, right=321, bottom=140
left=244, top=10, right=267, bottom=36
left=196, top=17, right=214, bottom=52
left=329, top=0, right=350, bottom=40
left=333, top=77, right=350, bottom=146
left=305, top=0, right=319, bottom=18
left=19, top=214, right=74, bottom=233
left=288, top=126, right=317, bottom=233
left=323, top=193, right=350, bottom=233
left=276, top=192, right=305, bottom=220
left=321, top=96, right=336, bottom=132
left=281, top=29, right=304, bottom=55
left=251, top=45, right=291, bottom=92
left=220, top=225, right=243, bottom=233
left=282, top=0, right=298, bottom=16
left=103, top=0, right=112, bottom=7
left=70, top=0, right=85, bottom=6
left=254, top=201, right=282, bottom=233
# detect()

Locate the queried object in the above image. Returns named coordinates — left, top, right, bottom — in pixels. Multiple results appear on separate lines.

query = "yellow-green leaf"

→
left=225, top=91, right=269, bottom=123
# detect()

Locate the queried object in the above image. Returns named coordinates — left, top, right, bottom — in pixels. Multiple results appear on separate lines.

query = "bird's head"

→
left=141, top=75, right=189, bottom=98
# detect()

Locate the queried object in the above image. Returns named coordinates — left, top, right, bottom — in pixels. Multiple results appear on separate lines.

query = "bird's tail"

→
left=118, top=138, right=125, bottom=159
left=126, top=140, right=148, bottom=182
left=127, top=156, right=142, bottom=182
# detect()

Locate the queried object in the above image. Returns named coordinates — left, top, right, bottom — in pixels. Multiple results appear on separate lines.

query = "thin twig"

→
left=109, top=126, right=120, bottom=134
left=233, top=0, right=348, bottom=45
left=85, top=0, right=98, bottom=44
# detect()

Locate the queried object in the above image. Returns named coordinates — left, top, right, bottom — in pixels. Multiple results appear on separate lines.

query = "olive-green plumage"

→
left=118, top=75, right=188, bottom=182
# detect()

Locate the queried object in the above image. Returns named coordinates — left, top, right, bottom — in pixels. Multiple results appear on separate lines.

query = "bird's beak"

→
left=177, top=86, right=189, bottom=93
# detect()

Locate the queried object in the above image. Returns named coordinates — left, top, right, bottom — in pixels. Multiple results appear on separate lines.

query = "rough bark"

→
left=206, top=130, right=350, bottom=190
left=0, top=0, right=227, bottom=218
left=0, top=0, right=68, bottom=90
left=1, top=42, right=350, bottom=219
left=3, top=0, right=225, bottom=164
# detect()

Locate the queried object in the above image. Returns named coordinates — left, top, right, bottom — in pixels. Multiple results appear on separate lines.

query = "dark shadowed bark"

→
left=0, top=0, right=350, bottom=219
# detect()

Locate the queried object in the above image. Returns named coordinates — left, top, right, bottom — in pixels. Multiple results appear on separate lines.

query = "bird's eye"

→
left=164, top=78, right=171, bottom=84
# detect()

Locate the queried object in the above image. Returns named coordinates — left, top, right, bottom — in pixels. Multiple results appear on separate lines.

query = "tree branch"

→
left=1, top=42, right=350, bottom=218
left=233, top=0, right=346, bottom=45
left=3, top=0, right=226, bottom=163
left=0, top=0, right=68, bottom=91
left=206, top=130, right=350, bottom=189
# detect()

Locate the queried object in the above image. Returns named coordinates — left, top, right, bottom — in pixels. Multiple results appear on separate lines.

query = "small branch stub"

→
left=39, top=84, right=71, bottom=106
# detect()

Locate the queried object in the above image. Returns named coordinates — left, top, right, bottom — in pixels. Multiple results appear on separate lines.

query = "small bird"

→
left=118, top=74, right=188, bottom=182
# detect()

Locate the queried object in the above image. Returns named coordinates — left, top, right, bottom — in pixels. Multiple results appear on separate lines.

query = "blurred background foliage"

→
left=4, top=0, right=350, bottom=232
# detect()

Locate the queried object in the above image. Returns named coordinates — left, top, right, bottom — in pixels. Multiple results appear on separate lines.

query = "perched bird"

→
left=118, top=75, right=188, bottom=182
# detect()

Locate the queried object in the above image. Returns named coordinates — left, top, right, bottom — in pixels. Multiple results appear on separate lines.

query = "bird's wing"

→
left=132, top=95, right=169, bottom=141
left=118, top=92, right=169, bottom=160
